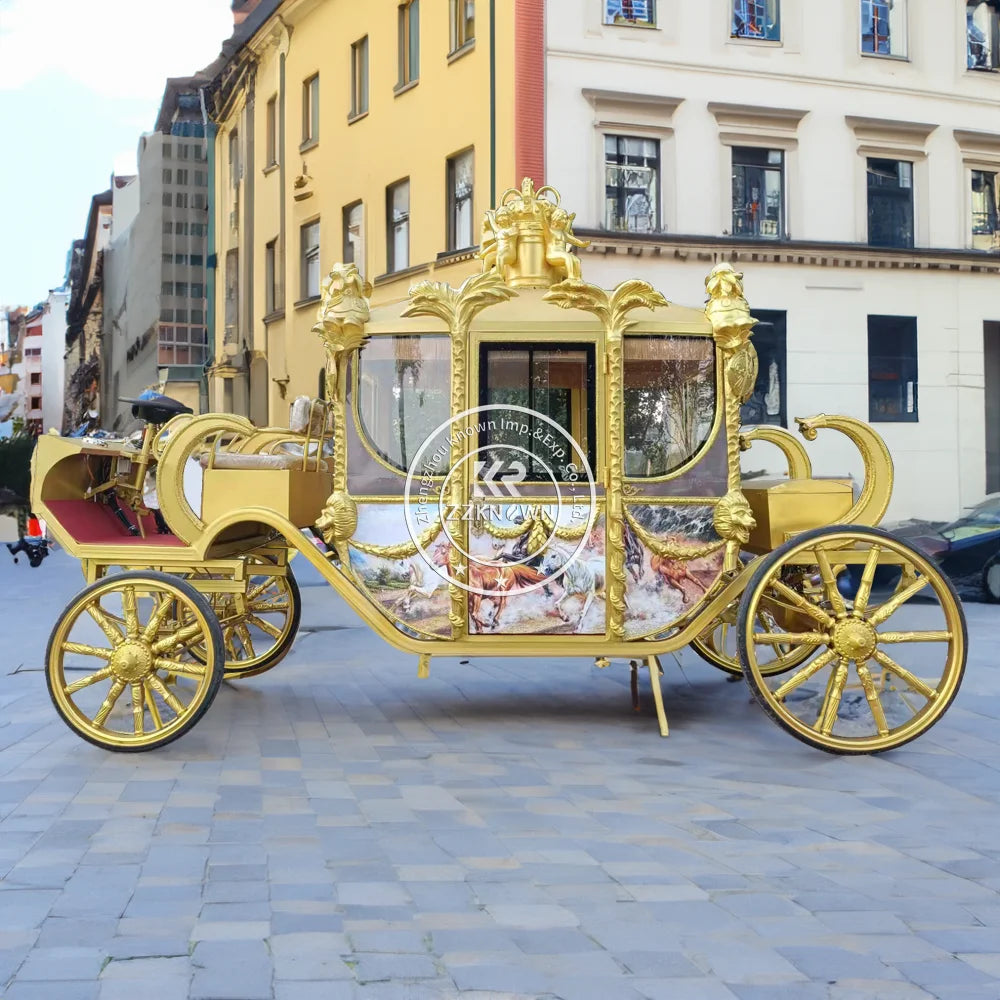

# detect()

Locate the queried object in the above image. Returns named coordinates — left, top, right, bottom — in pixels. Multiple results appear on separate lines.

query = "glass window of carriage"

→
left=356, top=335, right=451, bottom=471
left=732, top=0, right=780, bottom=41
left=732, top=147, right=783, bottom=239
left=605, top=135, right=659, bottom=233
left=623, top=337, right=717, bottom=478
left=867, top=158, right=913, bottom=249
left=968, top=1, right=1000, bottom=69
left=479, top=344, right=595, bottom=481
left=604, top=0, right=655, bottom=27
left=861, top=0, right=907, bottom=57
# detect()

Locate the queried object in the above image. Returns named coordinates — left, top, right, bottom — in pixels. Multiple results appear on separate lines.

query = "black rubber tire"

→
left=982, top=554, right=1000, bottom=604
left=737, top=524, right=967, bottom=755
left=45, top=571, right=225, bottom=752
left=224, top=568, right=302, bottom=679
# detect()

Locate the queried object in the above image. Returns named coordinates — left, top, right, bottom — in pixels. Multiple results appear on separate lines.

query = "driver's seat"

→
left=121, top=393, right=193, bottom=425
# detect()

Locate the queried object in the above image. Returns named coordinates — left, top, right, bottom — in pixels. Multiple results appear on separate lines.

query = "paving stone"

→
left=15, top=946, right=107, bottom=981
left=4, top=982, right=100, bottom=1000
left=354, top=952, right=439, bottom=982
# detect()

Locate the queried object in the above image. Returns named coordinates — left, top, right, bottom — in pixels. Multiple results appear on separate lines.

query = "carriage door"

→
left=467, top=341, right=604, bottom=635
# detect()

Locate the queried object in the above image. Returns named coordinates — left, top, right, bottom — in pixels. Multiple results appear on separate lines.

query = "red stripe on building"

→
left=515, top=0, right=545, bottom=186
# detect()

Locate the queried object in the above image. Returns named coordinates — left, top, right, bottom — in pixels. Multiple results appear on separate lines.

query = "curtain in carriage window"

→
left=356, top=335, right=451, bottom=472
left=623, top=337, right=716, bottom=478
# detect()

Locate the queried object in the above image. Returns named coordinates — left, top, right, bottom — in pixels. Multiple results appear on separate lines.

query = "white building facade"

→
left=546, top=0, right=1000, bottom=522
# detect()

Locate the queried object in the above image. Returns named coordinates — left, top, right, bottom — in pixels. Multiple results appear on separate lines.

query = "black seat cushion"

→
left=121, top=394, right=194, bottom=425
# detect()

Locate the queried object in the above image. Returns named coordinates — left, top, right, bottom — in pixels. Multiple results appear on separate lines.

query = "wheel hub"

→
left=110, top=641, right=154, bottom=682
left=831, top=618, right=877, bottom=661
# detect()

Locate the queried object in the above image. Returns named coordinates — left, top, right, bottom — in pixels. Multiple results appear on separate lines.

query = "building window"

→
left=732, top=147, right=783, bottom=239
left=162, top=192, right=172, bottom=208
left=861, top=0, right=907, bottom=57
left=192, top=193, right=207, bottom=210
left=343, top=201, right=365, bottom=272
left=447, top=149, right=474, bottom=251
left=740, top=310, right=786, bottom=426
left=194, top=170, right=207, bottom=187
left=867, top=158, right=913, bottom=248
left=225, top=250, right=239, bottom=342
left=604, top=0, right=655, bottom=27
left=163, top=142, right=172, bottom=159
left=604, top=135, right=659, bottom=233
left=162, top=168, right=172, bottom=184
left=30, top=396, right=41, bottom=411
left=301, top=220, right=321, bottom=299
left=174, top=282, right=189, bottom=298
left=869, top=315, right=918, bottom=422
left=175, top=168, right=189, bottom=185
left=351, top=37, right=369, bottom=118
left=972, top=169, right=999, bottom=242
left=265, top=239, right=278, bottom=314
left=450, top=0, right=475, bottom=51
left=159, top=324, right=208, bottom=366
left=229, top=129, right=240, bottom=187
left=397, top=1, right=420, bottom=88
left=161, top=282, right=173, bottom=297
left=190, top=254, right=204, bottom=266
left=732, top=0, right=780, bottom=40
left=190, top=283, right=204, bottom=299
left=969, top=1, right=1000, bottom=69
left=302, top=73, right=320, bottom=145
left=387, top=179, right=410, bottom=272
left=266, top=95, right=278, bottom=166
left=29, top=372, right=40, bottom=386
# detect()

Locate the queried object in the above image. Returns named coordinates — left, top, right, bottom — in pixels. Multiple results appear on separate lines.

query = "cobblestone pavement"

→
left=3, top=552, right=1000, bottom=999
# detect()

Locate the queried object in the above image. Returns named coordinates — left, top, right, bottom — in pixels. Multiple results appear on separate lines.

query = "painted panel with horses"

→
left=623, top=504, right=725, bottom=640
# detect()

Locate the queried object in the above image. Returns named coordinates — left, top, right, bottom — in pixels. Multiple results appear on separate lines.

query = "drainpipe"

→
left=200, top=85, right=214, bottom=414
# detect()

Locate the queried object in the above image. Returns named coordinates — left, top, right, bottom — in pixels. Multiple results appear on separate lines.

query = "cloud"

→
left=0, top=0, right=234, bottom=99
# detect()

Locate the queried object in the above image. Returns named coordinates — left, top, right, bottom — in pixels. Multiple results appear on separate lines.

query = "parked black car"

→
left=901, top=495, right=1000, bottom=602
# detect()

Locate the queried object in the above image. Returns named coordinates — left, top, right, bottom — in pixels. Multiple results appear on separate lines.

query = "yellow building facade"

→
left=208, top=0, right=524, bottom=426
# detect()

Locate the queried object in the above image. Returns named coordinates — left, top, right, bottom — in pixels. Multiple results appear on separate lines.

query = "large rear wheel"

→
left=737, top=525, right=966, bottom=755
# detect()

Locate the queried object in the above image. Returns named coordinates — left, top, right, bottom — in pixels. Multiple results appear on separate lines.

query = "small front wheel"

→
left=46, top=572, right=225, bottom=751
left=737, top=526, right=966, bottom=755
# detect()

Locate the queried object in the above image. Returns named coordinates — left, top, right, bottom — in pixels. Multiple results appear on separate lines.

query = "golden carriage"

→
left=31, top=180, right=966, bottom=754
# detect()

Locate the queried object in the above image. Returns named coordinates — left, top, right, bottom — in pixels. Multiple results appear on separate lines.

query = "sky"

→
left=0, top=0, right=234, bottom=307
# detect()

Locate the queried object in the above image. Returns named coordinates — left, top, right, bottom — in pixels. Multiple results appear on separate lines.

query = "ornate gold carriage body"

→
left=32, top=181, right=966, bottom=754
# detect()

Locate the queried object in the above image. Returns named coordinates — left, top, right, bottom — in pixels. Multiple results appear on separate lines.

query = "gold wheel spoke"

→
left=130, top=683, right=144, bottom=735
left=142, top=596, right=176, bottom=642
left=871, top=648, right=937, bottom=701
left=868, top=577, right=930, bottom=626
left=754, top=631, right=828, bottom=647
left=769, top=580, right=836, bottom=628
left=152, top=621, right=205, bottom=654
left=815, top=550, right=846, bottom=618
left=121, top=586, right=140, bottom=638
left=246, top=578, right=275, bottom=601
left=236, top=624, right=257, bottom=660
left=64, top=666, right=113, bottom=695
left=147, top=674, right=186, bottom=715
left=856, top=661, right=889, bottom=736
left=816, top=657, right=850, bottom=735
left=93, top=678, right=126, bottom=728
left=62, top=642, right=113, bottom=661
left=853, top=546, right=882, bottom=616
left=773, top=648, right=837, bottom=700
left=224, top=630, right=239, bottom=660
left=249, top=600, right=289, bottom=614
left=154, top=657, right=206, bottom=679
left=877, top=630, right=952, bottom=643
left=246, top=614, right=283, bottom=641
left=86, top=603, right=125, bottom=647
left=144, top=683, right=164, bottom=730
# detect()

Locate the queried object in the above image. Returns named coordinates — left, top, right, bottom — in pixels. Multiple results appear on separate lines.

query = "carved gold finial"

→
left=479, top=178, right=590, bottom=288
left=704, top=262, right=757, bottom=351
left=312, top=263, right=373, bottom=355
left=713, top=490, right=756, bottom=545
